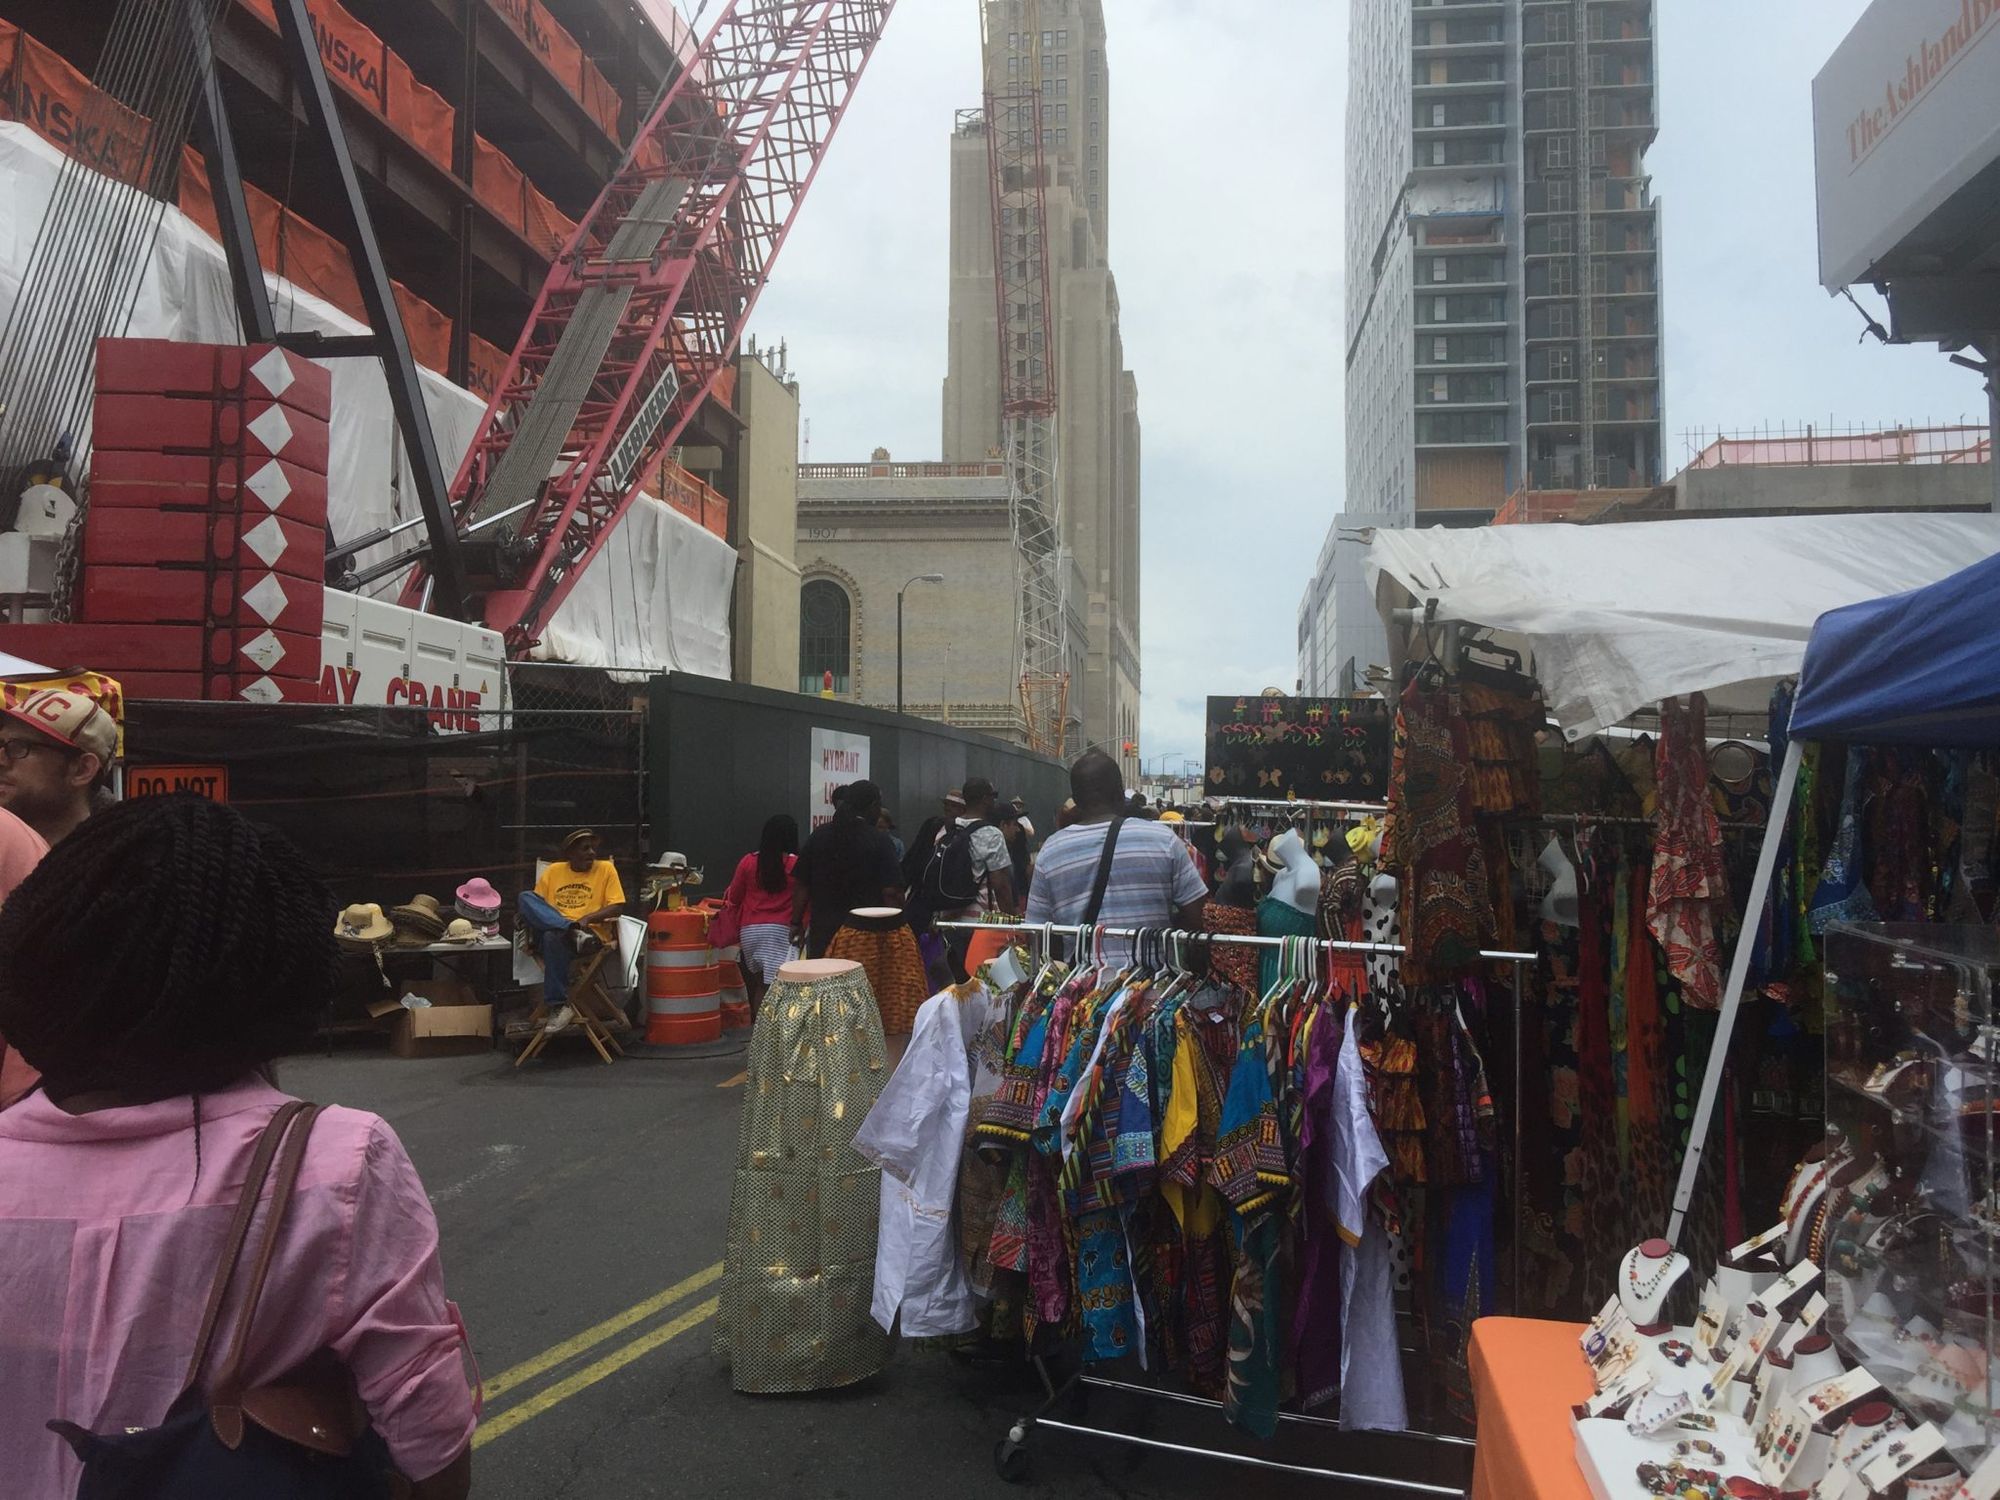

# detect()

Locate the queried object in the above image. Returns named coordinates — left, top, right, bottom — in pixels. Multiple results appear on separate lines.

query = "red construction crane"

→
left=399, top=0, right=897, bottom=647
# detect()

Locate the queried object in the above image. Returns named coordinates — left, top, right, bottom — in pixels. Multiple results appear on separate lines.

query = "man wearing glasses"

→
left=0, top=686, right=118, bottom=846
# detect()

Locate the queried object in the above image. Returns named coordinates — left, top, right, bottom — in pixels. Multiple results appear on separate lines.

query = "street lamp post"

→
left=897, top=573, right=944, bottom=714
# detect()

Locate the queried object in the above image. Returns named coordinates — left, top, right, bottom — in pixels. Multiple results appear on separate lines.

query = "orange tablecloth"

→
left=1469, top=1317, right=1595, bottom=1500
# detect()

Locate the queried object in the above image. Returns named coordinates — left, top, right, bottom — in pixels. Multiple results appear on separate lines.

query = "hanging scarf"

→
left=1645, top=694, right=1729, bottom=1009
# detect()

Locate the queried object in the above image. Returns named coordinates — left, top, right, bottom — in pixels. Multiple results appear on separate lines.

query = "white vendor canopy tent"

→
left=0, top=124, right=737, bottom=679
left=1364, top=510, right=2000, bottom=1246
left=1366, top=512, right=2000, bottom=741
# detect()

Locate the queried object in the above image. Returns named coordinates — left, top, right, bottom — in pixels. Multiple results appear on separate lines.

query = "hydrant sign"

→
left=808, top=728, right=870, bottom=830
left=128, top=765, right=229, bottom=803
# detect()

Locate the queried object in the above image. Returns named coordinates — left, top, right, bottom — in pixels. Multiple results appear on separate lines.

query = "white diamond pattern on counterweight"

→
left=246, top=404, right=293, bottom=456
left=250, top=347, right=296, bottom=398
left=243, top=516, right=288, bottom=567
left=238, top=677, right=284, bottom=704
left=243, top=573, right=289, bottom=624
left=241, top=629, right=286, bottom=671
left=245, top=460, right=292, bottom=511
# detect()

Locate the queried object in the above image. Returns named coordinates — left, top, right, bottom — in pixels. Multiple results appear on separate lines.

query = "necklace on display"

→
left=1621, top=1243, right=1687, bottom=1321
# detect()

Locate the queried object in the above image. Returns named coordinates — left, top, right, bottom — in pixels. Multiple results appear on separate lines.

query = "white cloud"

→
left=747, top=0, right=1990, bottom=772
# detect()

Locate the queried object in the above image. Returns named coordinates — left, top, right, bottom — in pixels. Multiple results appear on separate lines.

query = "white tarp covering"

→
left=1366, top=512, right=2000, bottom=740
left=0, top=124, right=735, bottom=679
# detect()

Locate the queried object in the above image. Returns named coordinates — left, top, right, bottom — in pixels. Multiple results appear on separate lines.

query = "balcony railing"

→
left=799, top=460, right=1008, bottom=480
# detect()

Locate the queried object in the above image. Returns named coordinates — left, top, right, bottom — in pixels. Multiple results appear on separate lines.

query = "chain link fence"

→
left=123, top=667, right=648, bottom=914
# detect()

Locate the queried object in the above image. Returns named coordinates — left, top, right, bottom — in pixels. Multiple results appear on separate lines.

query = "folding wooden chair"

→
left=513, top=942, right=628, bottom=1066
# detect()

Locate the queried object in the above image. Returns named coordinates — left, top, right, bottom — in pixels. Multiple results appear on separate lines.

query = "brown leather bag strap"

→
left=180, top=1099, right=309, bottom=1394
left=210, top=1103, right=323, bottom=1402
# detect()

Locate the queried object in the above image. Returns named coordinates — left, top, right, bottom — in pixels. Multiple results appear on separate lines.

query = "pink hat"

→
left=455, top=877, right=501, bottom=921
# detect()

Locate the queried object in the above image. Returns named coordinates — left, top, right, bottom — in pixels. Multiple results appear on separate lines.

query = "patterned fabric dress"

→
left=1386, top=678, right=1496, bottom=982
left=1646, top=694, right=1729, bottom=1009
left=717, top=961, right=891, bottom=1393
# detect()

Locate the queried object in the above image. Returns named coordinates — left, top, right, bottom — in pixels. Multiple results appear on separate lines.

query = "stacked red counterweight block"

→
left=70, top=339, right=331, bottom=702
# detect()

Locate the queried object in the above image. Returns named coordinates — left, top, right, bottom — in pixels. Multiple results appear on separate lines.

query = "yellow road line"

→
left=473, top=1297, right=719, bottom=1448
left=717, top=1070, right=747, bottom=1089
left=481, top=1262, right=723, bottom=1402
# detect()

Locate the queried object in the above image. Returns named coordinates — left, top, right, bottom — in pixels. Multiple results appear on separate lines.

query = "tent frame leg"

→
left=1666, top=737, right=1803, bottom=1245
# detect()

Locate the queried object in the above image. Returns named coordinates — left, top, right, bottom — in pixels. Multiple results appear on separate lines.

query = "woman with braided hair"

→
left=0, top=796, right=476, bottom=1498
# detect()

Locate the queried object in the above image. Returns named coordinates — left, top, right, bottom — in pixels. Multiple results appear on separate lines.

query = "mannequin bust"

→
left=1267, top=828, right=1321, bottom=916
left=1215, top=827, right=1258, bottom=909
left=1617, top=1238, right=1691, bottom=1332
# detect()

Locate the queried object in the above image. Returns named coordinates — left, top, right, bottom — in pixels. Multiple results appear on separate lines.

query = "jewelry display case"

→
left=1822, top=921, right=2000, bottom=1472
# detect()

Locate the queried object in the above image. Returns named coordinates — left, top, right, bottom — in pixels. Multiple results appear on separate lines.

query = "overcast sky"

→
left=745, top=0, right=1990, bottom=772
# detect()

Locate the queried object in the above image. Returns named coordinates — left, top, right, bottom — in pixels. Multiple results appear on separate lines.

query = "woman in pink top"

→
left=0, top=796, right=477, bottom=1498
left=721, top=813, right=800, bottom=1017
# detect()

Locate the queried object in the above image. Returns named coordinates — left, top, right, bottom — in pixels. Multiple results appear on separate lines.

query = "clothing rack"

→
left=1213, top=796, right=1389, bottom=816
left=1507, top=810, right=1772, bottom=834
left=934, top=919, right=1532, bottom=1493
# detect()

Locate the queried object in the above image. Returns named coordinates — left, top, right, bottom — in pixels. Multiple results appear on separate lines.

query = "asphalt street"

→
left=281, top=1041, right=1472, bottom=1500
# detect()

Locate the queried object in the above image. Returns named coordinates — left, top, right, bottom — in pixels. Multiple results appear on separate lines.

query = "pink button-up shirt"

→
left=0, top=1076, right=477, bottom=1495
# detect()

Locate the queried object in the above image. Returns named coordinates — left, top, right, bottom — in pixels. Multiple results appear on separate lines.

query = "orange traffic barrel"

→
left=716, top=946, right=751, bottom=1031
left=646, top=909, right=720, bottom=1044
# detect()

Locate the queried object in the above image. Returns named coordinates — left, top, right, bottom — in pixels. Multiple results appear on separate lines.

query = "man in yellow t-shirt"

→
left=519, top=829, right=627, bottom=1022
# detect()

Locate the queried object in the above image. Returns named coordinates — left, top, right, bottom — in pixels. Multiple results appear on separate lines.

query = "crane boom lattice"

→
left=400, top=0, right=896, bottom=646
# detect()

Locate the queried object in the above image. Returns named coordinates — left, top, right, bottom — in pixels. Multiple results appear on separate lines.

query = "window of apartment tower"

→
left=1089, top=169, right=1099, bottom=187
left=1089, top=96, right=1099, bottom=116
left=1057, top=103, right=1069, bottom=123
left=1087, top=143, right=1098, bottom=164
left=1042, top=129, right=1053, bottom=147
left=1549, top=389, right=1577, bottom=422
left=1057, top=29, right=1067, bottom=44
left=1089, top=120, right=1100, bottom=139
left=1547, top=218, right=1574, bottom=254
left=1057, top=128, right=1069, bottom=146
left=1544, top=135, right=1572, bottom=171
left=799, top=580, right=852, bottom=695
left=1548, top=345, right=1575, bottom=380
left=1089, top=193, right=1100, bottom=212
left=1042, top=30, right=1053, bottom=47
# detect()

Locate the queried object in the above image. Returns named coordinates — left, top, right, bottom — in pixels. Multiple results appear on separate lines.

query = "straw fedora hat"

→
left=390, top=894, right=448, bottom=940
left=441, top=917, right=483, bottom=944
left=335, top=903, right=394, bottom=948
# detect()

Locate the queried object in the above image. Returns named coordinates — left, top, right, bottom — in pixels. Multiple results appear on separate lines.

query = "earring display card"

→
left=1860, top=1422, right=1948, bottom=1493
left=1693, top=1283, right=1730, bottom=1358
left=1953, top=1445, right=2000, bottom=1500
left=1777, top=1292, right=1828, bottom=1356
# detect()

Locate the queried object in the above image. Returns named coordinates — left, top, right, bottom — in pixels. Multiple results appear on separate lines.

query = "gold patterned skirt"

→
left=715, top=962, right=892, bottom=1393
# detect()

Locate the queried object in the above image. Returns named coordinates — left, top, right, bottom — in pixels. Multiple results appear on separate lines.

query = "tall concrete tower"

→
left=942, top=0, right=1142, bottom=773
left=1302, top=0, right=1665, bottom=692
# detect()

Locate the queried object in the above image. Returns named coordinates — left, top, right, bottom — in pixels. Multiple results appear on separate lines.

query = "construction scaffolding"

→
left=977, top=0, right=1070, bottom=760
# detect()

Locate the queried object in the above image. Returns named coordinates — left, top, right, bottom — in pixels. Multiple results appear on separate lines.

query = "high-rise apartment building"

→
left=943, top=0, right=1142, bottom=772
left=1302, top=0, right=1664, bottom=693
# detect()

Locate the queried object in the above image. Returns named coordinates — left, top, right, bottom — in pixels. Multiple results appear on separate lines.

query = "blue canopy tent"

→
left=1791, top=549, right=2000, bottom=747
left=1670, top=548, right=2000, bottom=1240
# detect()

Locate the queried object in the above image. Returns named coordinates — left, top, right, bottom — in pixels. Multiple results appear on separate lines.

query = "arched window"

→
left=799, top=578, right=852, bottom=695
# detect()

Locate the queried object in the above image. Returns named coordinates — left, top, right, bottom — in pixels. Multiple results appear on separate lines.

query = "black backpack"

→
left=913, top=818, right=994, bottom=916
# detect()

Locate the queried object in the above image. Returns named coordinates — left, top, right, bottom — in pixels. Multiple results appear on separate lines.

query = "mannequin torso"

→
left=1268, top=829, right=1321, bottom=916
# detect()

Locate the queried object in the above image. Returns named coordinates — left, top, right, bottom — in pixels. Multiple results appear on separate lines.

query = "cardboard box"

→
left=368, top=977, right=493, bottom=1058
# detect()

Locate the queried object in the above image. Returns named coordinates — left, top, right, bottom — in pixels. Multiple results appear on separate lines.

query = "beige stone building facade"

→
left=940, top=0, right=1143, bottom=773
left=795, top=458, right=1056, bottom=744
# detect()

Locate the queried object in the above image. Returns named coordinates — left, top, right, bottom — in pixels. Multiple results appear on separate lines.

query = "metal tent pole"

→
left=1665, top=736, right=1803, bottom=1244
